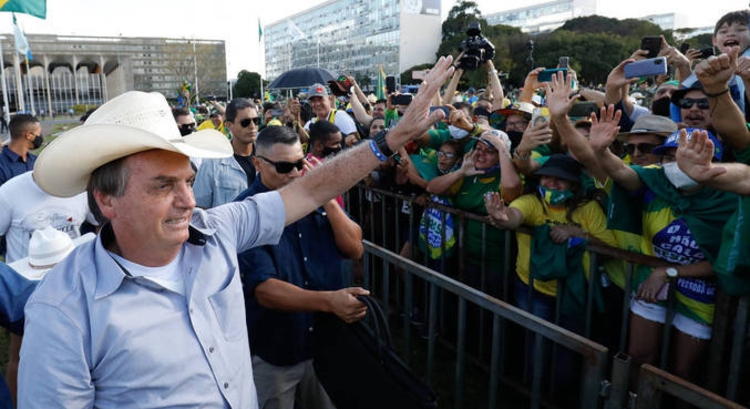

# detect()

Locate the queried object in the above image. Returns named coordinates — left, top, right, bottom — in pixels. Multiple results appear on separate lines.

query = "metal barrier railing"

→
left=346, top=183, right=750, bottom=408
left=361, top=240, right=609, bottom=409
left=636, top=364, right=746, bottom=409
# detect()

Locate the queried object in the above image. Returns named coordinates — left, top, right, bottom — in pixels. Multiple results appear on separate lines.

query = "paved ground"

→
left=1, top=118, right=79, bottom=145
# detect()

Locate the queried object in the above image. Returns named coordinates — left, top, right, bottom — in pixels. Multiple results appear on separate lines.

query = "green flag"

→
left=376, top=64, right=386, bottom=100
left=258, top=18, right=263, bottom=43
left=0, top=0, right=46, bottom=19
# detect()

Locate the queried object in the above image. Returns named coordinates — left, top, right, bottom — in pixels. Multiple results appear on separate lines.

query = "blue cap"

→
left=652, top=128, right=722, bottom=161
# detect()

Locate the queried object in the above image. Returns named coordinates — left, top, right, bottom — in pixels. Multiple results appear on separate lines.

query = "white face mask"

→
left=663, top=162, right=700, bottom=190
left=448, top=125, right=470, bottom=140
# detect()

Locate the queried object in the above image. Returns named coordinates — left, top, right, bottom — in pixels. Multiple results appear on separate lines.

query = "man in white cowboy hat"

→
left=5, top=226, right=95, bottom=405
left=18, top=56, right=456, bottom=408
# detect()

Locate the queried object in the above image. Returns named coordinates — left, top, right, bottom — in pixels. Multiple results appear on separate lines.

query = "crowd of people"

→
left=0, top=8, right=748, bottom=409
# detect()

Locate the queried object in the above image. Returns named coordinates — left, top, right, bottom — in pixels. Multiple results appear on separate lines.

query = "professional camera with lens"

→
left=457, top=22, right=495, bottom=71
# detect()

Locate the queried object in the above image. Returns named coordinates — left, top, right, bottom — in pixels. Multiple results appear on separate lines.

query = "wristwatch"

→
left=372, top=129, right=394, bottom=157
left=665, top=267, right=679, bottom=279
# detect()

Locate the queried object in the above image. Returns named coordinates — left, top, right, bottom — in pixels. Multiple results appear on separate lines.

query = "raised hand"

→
left=676, top=128, right=727, bottom=183
left=543, top=70, right=579, bottom=117
left=695, top=46, right=738, bottom=93
left=588, top=105, right=621, bottom=152
left=483, top=191, right=509, bottom=222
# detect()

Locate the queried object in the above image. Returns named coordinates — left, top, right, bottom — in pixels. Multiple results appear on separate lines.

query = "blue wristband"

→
left=369, top=139, right=388, bottom=162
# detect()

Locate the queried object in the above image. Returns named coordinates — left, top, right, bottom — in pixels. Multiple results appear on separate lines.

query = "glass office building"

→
left=264, top=0, right=441, bottom=87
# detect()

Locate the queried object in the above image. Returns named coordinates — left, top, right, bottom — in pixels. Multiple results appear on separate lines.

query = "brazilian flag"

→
left=0, top=0, right=46, bottom=19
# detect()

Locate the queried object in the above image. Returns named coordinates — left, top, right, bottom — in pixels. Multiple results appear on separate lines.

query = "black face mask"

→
left=321, top=146, right=342, bottom=158
left=651, top=97, right=671, bottom=117
left=32, top=135, right=44, bottom=150
left=506, top=130, right=524, bottom=152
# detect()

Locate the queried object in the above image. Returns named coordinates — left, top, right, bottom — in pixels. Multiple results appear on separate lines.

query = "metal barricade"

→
left=345, top=184, right=750, bottom=408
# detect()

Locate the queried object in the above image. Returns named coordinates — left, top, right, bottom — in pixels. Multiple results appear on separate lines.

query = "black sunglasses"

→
left=239, top=117, right=261, bottom=127
left=624, top=143, right=657, bottom=155
left=257, top=155, right=304, bottom=174
left=677, top=98, right=709, bottom=110
left=179, top=123, right=196, bottom=129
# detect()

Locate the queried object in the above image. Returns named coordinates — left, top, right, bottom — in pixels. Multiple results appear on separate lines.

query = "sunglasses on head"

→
left=239, top=117, right=261, bottom=127
left=624, top=143, right=657, bottom=155
left=677, top=98, right=709, bottom=110
left=257, top=155, right=305, bottom=174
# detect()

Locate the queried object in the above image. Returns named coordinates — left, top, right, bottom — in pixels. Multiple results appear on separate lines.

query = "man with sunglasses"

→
left=617, top=114, right=678, bottom=166
left=235, top=125, right=364, bottom=409
left=193, top=98, right=260, bottom=208
left=670, top=82, right=713, bottom=131
left=173, top=108, right=202, bottom=171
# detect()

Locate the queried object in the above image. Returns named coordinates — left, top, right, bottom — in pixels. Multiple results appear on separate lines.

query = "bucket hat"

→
left=616, top=114, right=677, bottom=140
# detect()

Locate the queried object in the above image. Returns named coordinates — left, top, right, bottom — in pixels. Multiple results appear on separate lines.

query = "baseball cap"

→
left=652, top=128, right=722, bottom=161
left=308, top=83, right=329, bottom=99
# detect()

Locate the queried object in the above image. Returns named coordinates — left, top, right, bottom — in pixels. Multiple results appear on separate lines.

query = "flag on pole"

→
left=258, top=18, right=263, bottom=43
left=286, top=20, right=305, bottom=41
left=376, top=64, right=386, bottom=100
left=13, top=13, right=32, bottom=60
left=0, top=0, right=46, bottom=19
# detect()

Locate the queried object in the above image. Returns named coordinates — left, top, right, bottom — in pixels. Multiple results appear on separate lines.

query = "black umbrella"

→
left=268, top=67, right=339, bottom=90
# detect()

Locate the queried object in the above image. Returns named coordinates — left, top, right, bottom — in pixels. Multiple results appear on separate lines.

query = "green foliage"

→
left=233, top=70, right=268, bottom=99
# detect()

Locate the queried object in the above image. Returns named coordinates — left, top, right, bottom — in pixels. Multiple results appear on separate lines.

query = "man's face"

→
left=504, top=113, right=529, bottom=133
left=310, top=96, right=331, bottom=119
left=103, top=150, right=196, bottom=263
left=713, top=21, right=750, bottom=55
left=226, top=107, right=260, bottom=146
left=316, top=132, right=342, bottom=157
left=625, top=133, right=663, bottom=166
left=677, top=90, right=711, bottom=129
left=254, top=142, right=305, bottom=190
left=654, top=84, right=677, bottom=101
left=211, top=114, right=223, bottom=127
left=25, top=122, right=43, bottom=148
left=175, top=114, right=196, bottom=136
left=373, top=102, right=386, bottom=117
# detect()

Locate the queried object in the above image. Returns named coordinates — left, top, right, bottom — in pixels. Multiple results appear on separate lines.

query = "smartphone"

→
left=558, top=56, right=569, bottom=69
left=537, top=68, right=568, bottom=82
left=623, top=57, right=667, bottom=79
left=391, top=93, right=413, bottom=106
left=568, top=101, right=598, bottom=117
left=386, top=76, right=396, bottom=94
left=700, top=47, right=715, bottom=58
left=531, top=107, right=550, bottom=127
left=429, top=105, right=450, bottom=117
left=679, top=42, right=690, bottom=54
left=641, top=36, right=661, bottom=59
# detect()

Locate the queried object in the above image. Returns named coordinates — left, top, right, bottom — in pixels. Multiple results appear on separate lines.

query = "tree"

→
left=233, top=70, right=267, bottom=99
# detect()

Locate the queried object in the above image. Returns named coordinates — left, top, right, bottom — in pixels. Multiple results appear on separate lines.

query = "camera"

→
left=457, top=22, right=495, bottom=71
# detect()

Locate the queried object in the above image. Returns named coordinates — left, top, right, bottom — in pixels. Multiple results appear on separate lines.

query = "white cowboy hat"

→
left=33, top=91, right=233, bottom=197
left=8, top=226, right=96, bottom=280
